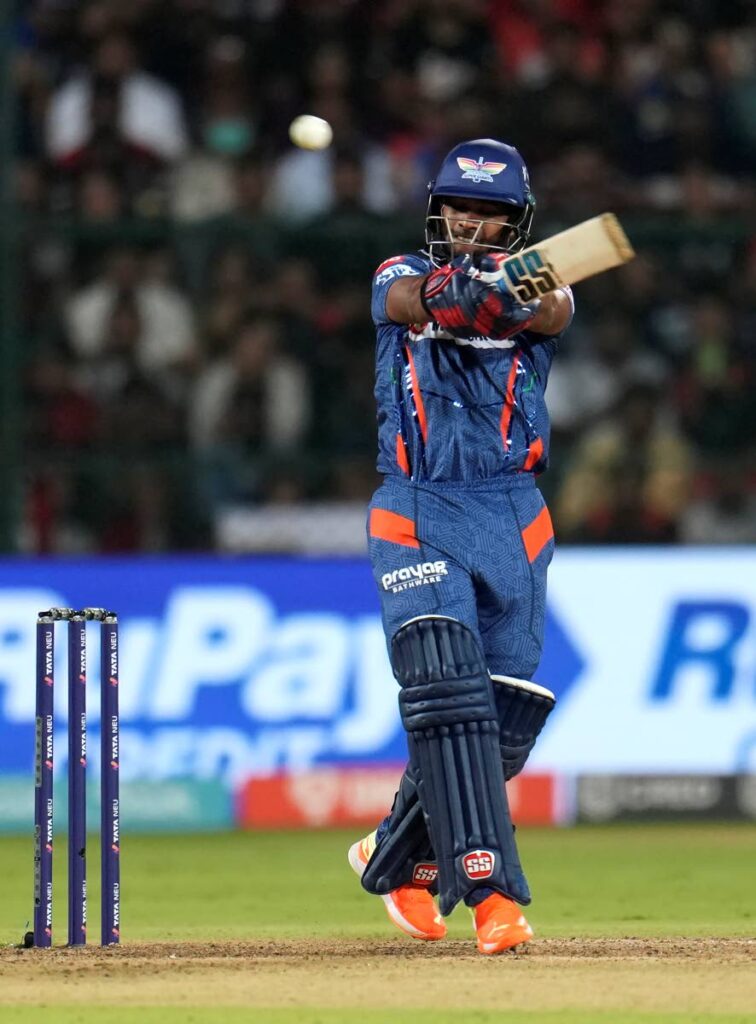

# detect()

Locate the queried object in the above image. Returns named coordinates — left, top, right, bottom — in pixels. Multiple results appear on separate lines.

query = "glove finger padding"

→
left=420, top=256, right=539, bottom=340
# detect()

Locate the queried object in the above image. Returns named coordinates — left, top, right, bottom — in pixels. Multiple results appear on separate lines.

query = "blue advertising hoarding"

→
left=0, top=550, right=754, bottom=795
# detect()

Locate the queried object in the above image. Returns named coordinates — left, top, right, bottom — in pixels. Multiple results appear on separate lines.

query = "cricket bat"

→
left=474, top=213, right=635, bottom=304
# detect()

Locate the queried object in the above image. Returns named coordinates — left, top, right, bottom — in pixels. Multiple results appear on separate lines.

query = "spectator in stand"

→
left=488, top=0, right=601, bottom=83
left=45, top=29, right=188, bottom=210
left=706, top=29, right=756, bottom=172
left=390, top=0, right=496, bottom=104
left=75, top=168, right=124, bottom=222
left=189, top=316, right=311, bottom=504
left=16, top=159, right=48, bottom=214
left=643, top=160, right=748, bottom=219
left=539, top=144, right=624, bottom=220
left=64, top=246, right=196, bottom=390
left=511, top=21, right=608, bottom=165
left=77, top=289, right=186, bottom=451
left=373, top=95, right=452, bottom=212
left=555, top=379, right=693, bottom=543
left=301, top=148, right=388, bottom=283
left=198, top=245, right=271, bottom=358
left=308, top=282, right=376, bottom=457
left=267, top=38, right=397, bottom=222
left=609, top=253, right=691, bottom=362
left=260, top=258, right=322, bottom=362
left=268, top=117, right=398, bottom=222
left=10, top=0, right=756, bottom=551
left=169, top=36, right=256, bottom=223
left=732, top=241, right=756, bottom=343
left=24, top=465, right=95, bottom=555
left=547, top=313, right=667, bottom=446
left=681, top=462, right=756, bottom=544
left=675, top=296, right=756, bottom=456
left=232, top=155, right=269, bottom=218
left=607, top=16, right=721, bottom=177
left=25, top=346, right=100, bottom=453
left=96, top=463, right=175, bottom=553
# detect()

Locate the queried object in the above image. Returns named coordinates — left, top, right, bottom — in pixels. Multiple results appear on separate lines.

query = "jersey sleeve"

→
left=371, top=253, right=429, bottom=326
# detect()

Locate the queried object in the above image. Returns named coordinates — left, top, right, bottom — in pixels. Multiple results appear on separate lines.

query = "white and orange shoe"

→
left=348, top=832, right=446, bottom=941
left=472, top=892, right=534, bottom=954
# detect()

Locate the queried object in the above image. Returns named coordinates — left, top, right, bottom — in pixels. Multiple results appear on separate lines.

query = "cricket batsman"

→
left=348, top=138, right=573, bottom=954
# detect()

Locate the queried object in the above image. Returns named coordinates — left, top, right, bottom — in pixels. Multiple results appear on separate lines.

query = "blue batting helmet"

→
left=425, top=138, right=536, bottom=264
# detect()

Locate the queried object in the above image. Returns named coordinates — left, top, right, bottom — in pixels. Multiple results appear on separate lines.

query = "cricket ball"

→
left=288, top=114, right=333, bottom=151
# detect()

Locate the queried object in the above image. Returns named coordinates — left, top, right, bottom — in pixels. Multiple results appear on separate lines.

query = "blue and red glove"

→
left=420, top=255, right=540, bottom=340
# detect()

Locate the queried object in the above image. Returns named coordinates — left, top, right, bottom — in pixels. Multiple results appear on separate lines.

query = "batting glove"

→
left=420, top=255, right=540, bottom=340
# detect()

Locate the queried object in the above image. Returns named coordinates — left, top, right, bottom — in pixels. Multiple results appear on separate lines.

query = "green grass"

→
left=1, top=825, right=754, bottom=1024
left=1, top=823, right=753, bottom=944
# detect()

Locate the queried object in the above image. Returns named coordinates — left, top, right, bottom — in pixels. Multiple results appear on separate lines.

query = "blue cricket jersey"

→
left=371, top=251, right=573, bottom=485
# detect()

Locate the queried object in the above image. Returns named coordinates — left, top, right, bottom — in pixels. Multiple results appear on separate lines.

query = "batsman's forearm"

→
left=386, top=275, right=431, bottom=324
left=528, top=288, right=571, bottom=335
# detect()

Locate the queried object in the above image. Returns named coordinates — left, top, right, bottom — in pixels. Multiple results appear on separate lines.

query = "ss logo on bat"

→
left=503, top=252, right=558, bottom=302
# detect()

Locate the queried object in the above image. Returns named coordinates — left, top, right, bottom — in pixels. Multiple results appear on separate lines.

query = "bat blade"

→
left=476, top=213, right=635, bottom=304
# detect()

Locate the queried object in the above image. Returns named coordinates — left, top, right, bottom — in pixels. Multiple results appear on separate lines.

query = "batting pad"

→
left=360, top=766, right=435, bottom=896
left=362, top=672, right=556, bottom=896
left=392, top=615, right=530, bottom=914
left=492, top=675, right=556, bottom=781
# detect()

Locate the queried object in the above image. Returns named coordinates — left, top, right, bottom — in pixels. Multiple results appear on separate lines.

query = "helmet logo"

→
left=456, top=156, right=506, bottom=184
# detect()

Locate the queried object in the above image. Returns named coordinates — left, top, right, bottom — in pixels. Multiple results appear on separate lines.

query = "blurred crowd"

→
left=10, top=0, right=756, bottom=551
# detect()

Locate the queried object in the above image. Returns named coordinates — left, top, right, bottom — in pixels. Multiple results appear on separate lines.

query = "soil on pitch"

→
left=1, top=936, right=752, bottom=963
left=1, top=939, right=754, bottom=1015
